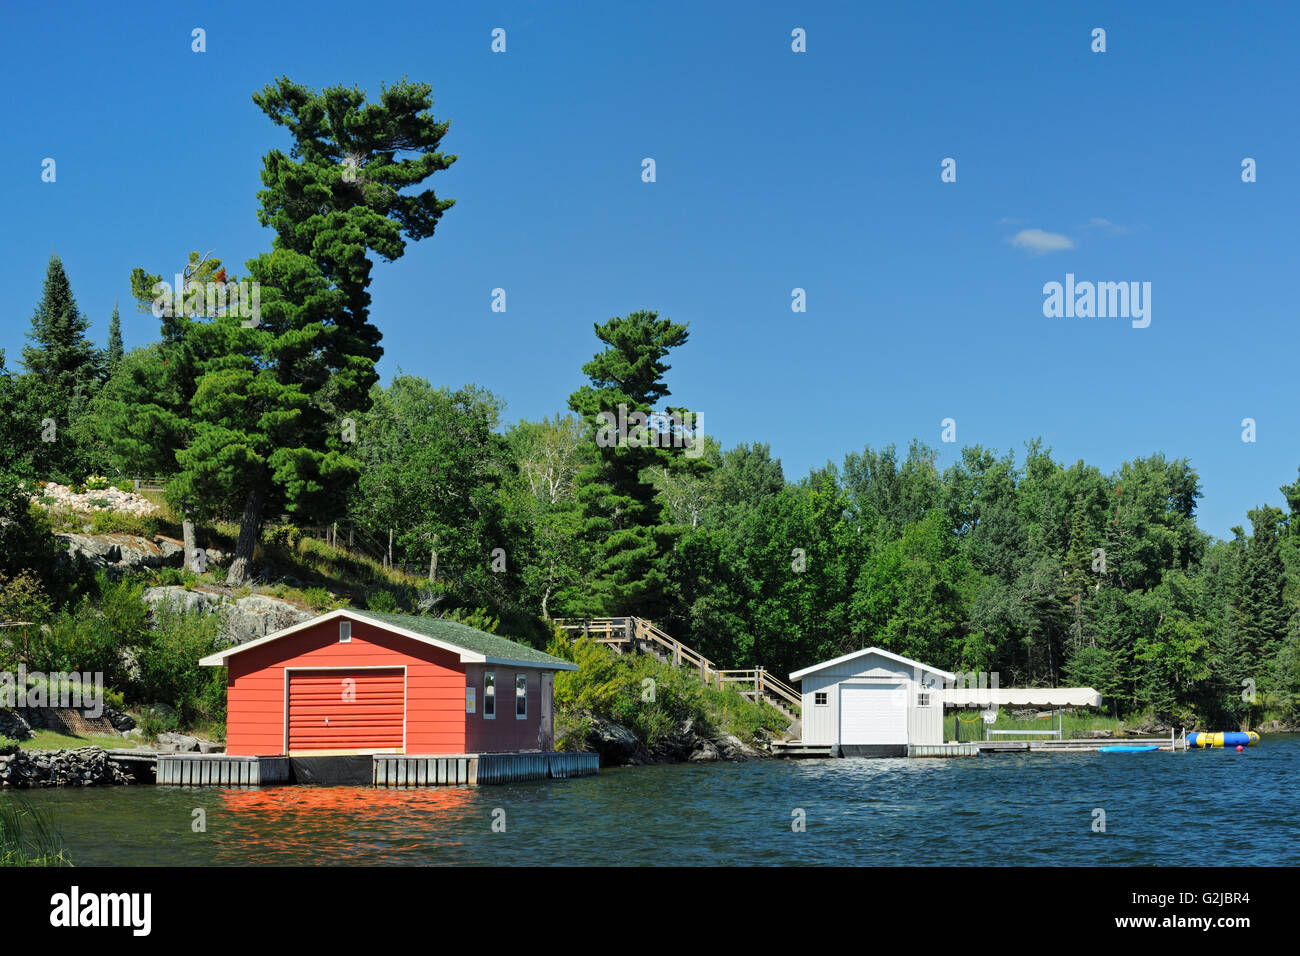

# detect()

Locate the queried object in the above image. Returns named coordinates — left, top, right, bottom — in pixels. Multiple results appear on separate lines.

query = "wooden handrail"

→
left=553, top=617, right=800, bottom=716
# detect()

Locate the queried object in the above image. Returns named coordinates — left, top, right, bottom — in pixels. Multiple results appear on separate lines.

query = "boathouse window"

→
left=814, top=692, right=828, bottom=705
left=339, top=620, right=351, bottom=643
left=516, top=674, right=528, bottom=718
left=917, top=692, right=931, bottom=707
left=484, top=672, right=496, bottom=718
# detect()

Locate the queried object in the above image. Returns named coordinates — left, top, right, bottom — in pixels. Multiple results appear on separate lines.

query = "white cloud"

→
left=1008, top=228, right=1076, bottom=255
left=1085, top=217, right=1129, bottom=235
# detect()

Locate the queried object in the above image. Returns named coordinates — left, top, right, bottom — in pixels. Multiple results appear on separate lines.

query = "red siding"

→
left=225, top=618, right=467, bottom=756
left=463, top=663, right=552, bottom=753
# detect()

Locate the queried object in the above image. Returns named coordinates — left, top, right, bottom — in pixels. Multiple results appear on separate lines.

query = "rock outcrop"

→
left=566, top=710, right=653, bottom=766
left=142, top=586, right=313, bottom=646
left=562, top=710, right=769, bottom=767
left=55, top=531, right=229, bottom=577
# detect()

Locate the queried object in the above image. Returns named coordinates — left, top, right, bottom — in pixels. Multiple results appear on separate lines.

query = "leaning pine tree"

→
left=184, top=77, right=456, bottom=587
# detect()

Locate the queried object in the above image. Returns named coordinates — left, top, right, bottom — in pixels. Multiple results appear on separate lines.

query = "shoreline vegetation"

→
left=0, top=794, right=71, bottom=866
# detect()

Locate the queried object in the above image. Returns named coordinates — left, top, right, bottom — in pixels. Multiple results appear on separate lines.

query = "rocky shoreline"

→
left=561, top=709, right=777, bottom=766
left=0, top=747, right=134, bottom=789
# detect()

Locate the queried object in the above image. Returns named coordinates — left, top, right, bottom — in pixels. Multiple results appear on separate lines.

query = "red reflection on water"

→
left=217, top=784, right=475, bottom=818
left=204, top=786, right=481, bottom=864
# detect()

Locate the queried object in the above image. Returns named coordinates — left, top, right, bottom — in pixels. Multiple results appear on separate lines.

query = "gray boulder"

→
left=103, top=705, right=135, bottom=732
left=143, top=586, right=313, bottom=645
left=156, top=732, right=201, bottom=753
left=689, top=739, right=720, bottom=761
left=714, top=733, right=760, bottom=760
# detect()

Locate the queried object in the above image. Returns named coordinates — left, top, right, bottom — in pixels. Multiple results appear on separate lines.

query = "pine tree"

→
left=567, top=310, right=692, bottom=617
left=194, top=77, right=457, bottom=587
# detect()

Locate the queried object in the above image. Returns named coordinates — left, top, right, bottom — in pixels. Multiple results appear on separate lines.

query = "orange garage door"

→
left=287, top=669, right=405, bottom=753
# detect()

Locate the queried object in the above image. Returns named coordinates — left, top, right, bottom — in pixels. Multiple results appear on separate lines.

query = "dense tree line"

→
left=2, top=78, right=1297, bottom=729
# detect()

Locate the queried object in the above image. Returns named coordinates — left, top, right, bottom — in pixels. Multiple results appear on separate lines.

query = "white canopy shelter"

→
left=943, top=687, right=1102, bottom=708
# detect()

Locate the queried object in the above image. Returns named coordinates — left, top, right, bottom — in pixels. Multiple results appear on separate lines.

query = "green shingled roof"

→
left=350, top=609, right=574, bottom=668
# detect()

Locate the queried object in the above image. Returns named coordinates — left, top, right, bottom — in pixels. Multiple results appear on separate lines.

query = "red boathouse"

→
left=199, top=609, right=578, bottom=757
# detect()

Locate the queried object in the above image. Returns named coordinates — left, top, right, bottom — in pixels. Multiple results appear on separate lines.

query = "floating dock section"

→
left=908, top=737, right=1185, bottom=757
left=156, top=751, right=598, bottom=787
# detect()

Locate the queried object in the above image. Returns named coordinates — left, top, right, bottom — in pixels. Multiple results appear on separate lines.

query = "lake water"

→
left=20, top=735, right=1300, bottom=866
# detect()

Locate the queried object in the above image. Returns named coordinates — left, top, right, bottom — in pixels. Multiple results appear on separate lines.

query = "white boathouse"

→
left=788, top=648, right=953, bottom=756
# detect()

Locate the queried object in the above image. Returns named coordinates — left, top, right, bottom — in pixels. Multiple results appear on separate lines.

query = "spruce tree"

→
left=20, top=254, right=104, bottom=481
left=105, top=302, right=123, bottom=371
left=1238, top=507, right=1288, bottom=662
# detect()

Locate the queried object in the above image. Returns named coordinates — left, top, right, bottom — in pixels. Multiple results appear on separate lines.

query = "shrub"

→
left=30, top=600, right=124, bottom=685
left=440, top=606, right=499, bottom=633
left=551, top=636, right=710, bottom=748
left=302, top=587, right=338, bottom=612
left=85, top=508, right=156, bottom=537
left=150, top=566, right=185, bottom=588
left=134, top=603, right=227, bottom=726
left=138, top=706, right=179, bottom=739
left=366, top=589, right=400, bottom=612
left=84, top=475, right=110, bottom=491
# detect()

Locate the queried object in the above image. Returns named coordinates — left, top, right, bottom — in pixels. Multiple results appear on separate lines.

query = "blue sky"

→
left=4, top=1, right=1297, bottom=539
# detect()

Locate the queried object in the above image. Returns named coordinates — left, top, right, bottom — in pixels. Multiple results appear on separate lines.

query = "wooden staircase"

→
left=553, top=617, right=802, bottom=721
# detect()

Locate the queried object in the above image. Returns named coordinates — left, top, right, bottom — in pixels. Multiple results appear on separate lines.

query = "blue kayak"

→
left=1098, top=745, right=1160, bottom=753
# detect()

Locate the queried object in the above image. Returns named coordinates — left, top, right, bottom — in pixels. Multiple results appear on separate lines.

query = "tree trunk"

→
left=428, top=547, right=438, bottom=583
left=181, top=502, right=197, bottom=573
left=225, top=488, right=265, bottom=587
left=387, top=528, right=393, bottom=569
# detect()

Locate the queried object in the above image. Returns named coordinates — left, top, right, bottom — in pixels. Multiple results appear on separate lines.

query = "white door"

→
left=839, top=683, right=907, bottom=745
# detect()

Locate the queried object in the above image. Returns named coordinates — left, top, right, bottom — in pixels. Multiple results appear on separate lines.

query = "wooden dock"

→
left=770, top=741, right=833, bottom=758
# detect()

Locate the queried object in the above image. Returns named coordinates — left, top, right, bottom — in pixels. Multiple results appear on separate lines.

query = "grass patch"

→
left=17, top=730, right=139, bottom=751
left=0, top=795, right=72, bottom=867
